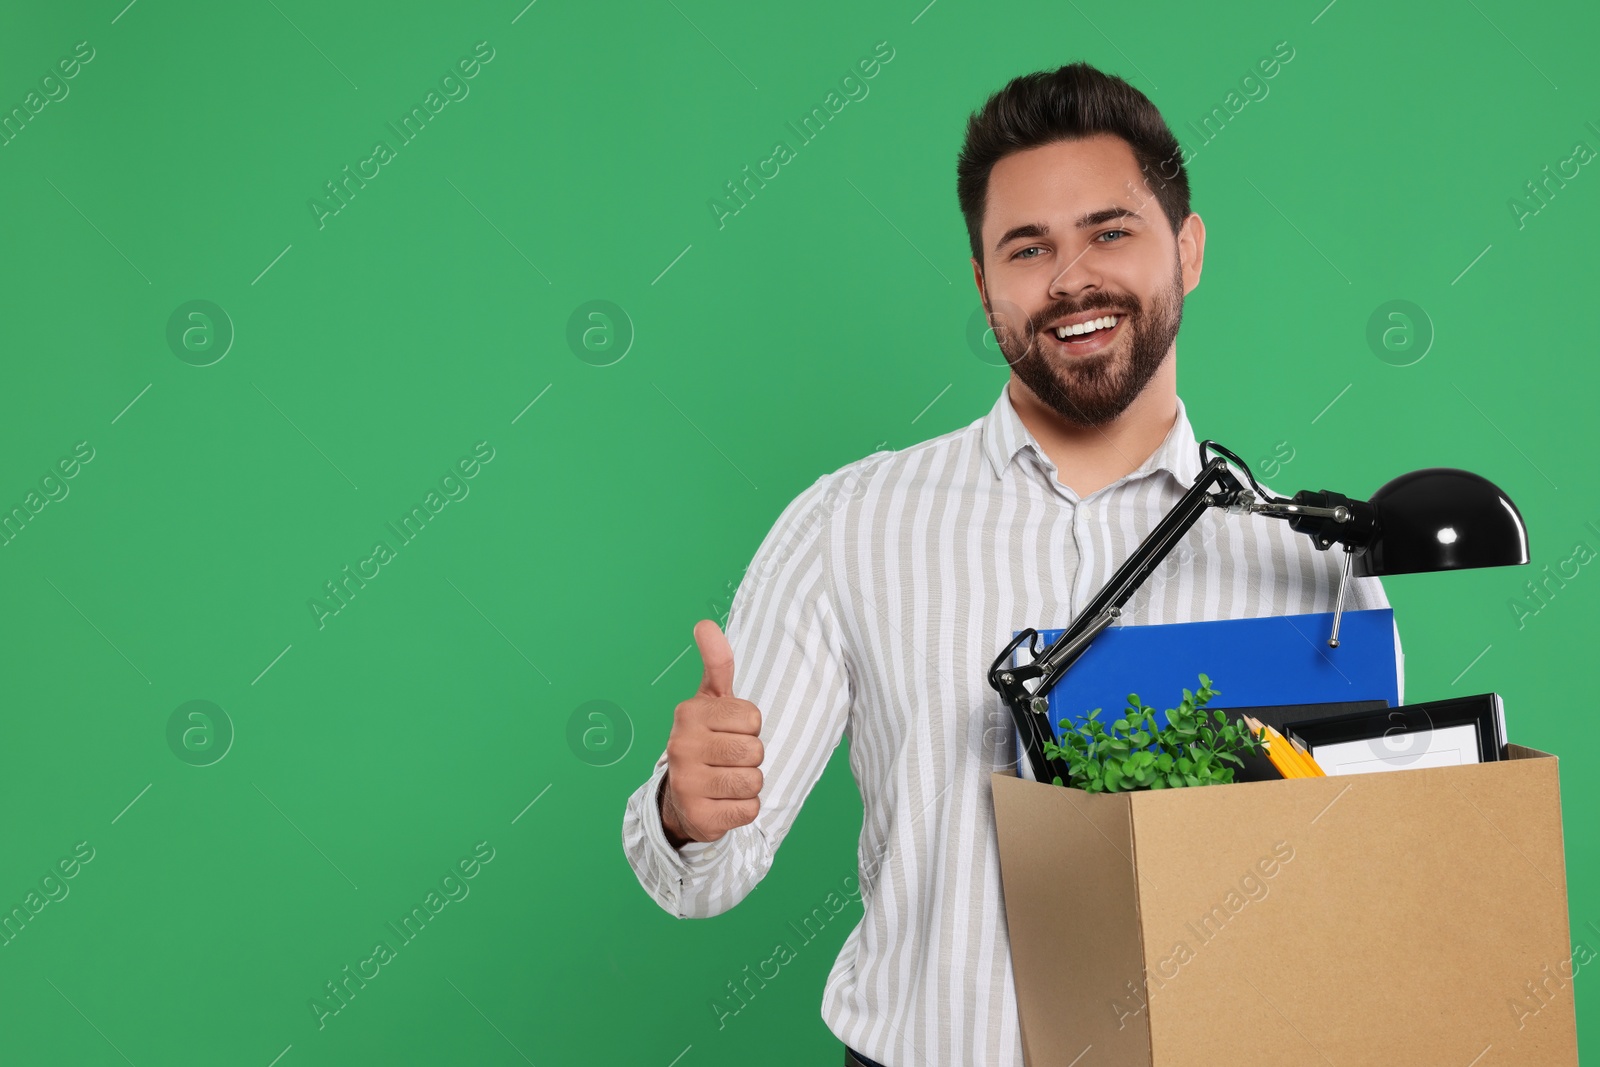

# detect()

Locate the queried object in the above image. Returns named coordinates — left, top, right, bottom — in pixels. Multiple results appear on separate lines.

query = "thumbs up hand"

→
left=659, top=619, right=765, bottom=847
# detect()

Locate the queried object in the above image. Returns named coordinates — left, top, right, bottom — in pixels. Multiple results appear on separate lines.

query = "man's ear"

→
left=1178, top=213, right=1206, bottom=296
left=971, top=257, right=986, bottom=303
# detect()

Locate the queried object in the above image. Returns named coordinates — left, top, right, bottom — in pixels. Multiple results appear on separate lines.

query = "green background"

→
left=1, top=0, right=1595, bottom=1063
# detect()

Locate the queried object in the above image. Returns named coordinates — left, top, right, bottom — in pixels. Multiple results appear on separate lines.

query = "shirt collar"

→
left=980, top=381, right=1205, bottom=491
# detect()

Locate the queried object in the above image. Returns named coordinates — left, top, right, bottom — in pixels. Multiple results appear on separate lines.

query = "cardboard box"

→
left=991, top=746, right=1578, bottom=1066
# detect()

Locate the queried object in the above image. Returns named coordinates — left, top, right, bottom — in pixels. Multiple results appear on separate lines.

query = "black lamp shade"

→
left=1352, top=467, right=1530, bottom=577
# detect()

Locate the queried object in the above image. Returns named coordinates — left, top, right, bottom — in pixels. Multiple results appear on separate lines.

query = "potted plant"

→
left=1040, top=674, right=1262, bottom=792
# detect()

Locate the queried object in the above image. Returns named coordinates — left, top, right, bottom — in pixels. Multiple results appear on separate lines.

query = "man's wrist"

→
left=657, top=772, right=693, bottom=850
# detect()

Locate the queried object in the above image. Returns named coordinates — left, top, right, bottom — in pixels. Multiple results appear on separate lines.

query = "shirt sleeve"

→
left=621, top=469, right=856, bottom=919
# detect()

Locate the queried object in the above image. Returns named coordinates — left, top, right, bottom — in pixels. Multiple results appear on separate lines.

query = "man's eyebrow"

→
left=992, top=207, right=1146, bottom=252
left=1076, top=206, right=1144, bottom=229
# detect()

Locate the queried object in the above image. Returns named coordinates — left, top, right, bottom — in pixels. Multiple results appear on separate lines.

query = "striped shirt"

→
left=622, top=382, right=1403, bottom=1066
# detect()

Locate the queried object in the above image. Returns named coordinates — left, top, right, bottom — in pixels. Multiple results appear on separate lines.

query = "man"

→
left=622, top=62, right=1402, bottom=1067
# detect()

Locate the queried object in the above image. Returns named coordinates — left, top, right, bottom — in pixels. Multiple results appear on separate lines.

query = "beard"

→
left=985, top=259, right=1185, bottom=427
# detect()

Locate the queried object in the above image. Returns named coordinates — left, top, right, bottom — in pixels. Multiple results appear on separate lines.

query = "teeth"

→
left=1053, top=315, right=1118, bottom=339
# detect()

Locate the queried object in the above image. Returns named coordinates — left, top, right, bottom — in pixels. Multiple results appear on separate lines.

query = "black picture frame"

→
left=1282, top=693, right=1506, bottom=768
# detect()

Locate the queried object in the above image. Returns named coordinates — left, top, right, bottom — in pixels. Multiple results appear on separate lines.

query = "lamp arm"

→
left=987, top=455, right=1251, bottom=783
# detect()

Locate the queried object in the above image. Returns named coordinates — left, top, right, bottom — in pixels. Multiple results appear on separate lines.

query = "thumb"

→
left=693, top=618, right=735, bottom=698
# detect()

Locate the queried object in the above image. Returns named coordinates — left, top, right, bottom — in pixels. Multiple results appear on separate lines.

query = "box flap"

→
left=991, top=772, right=1153, bottom=1067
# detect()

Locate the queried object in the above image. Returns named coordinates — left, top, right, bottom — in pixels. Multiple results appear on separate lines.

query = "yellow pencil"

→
left=1288, top=736, right=1327, bottom=777
left=1252, top=719, right=1314, bottom=779
left=1245, top=717, right=1304, bottom=779
left=1265, top=725, right=1314, bottom=778
left=1267, top=723, right=1318, bottom=780
left=1269, top=736, right=1306, bottom=778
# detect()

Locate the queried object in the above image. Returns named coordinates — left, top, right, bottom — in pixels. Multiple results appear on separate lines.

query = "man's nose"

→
left=1048, top=245, right=1101, bottom=300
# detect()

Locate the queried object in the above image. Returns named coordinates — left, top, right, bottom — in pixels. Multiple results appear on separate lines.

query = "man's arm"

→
left=622, top=470, right=856, bottom=919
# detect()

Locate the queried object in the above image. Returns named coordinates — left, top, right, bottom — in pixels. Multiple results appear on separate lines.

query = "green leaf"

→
left=1112, top=719, right=1130, bottom=732
left=1155, top=753, right=1174, bottom=772
left=1184, top=773, right=1202, bottom=787
left=1149, top=777, right=1167, bottom=789
left=1166, top=771, right=1184, bottom=788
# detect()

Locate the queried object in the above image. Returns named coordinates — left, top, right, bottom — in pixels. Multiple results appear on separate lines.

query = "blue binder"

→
left=1010, top=608, right=1400, bottom=779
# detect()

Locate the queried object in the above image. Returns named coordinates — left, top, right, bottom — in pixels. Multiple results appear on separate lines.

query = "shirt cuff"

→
left=631, top=757, right=718, bottom=904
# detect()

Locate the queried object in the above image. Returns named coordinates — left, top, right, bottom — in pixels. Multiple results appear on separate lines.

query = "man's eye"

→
left=1098, top=229, right=1128, bottom=242
left=1011, top=246, right=1043, bottom=260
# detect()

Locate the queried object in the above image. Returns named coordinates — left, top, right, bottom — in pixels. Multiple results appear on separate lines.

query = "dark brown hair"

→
left=956, top=62, right=1190, bottom=269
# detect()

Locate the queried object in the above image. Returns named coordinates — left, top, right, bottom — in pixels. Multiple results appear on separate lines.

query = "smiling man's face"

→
left=973, top=133, right=1204, bottom=427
